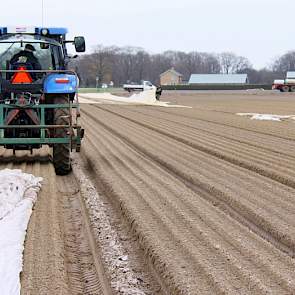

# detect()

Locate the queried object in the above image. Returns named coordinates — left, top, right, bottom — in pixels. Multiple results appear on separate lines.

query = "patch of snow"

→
left=119, top=255, right=128, bottom=261
left=0, top=169, right=42, bottom=295
left=246, top=88, right=265, bottom=92
left=79, top=89, right=192, bottom=108
left=237, top=113, right=295, bottom=122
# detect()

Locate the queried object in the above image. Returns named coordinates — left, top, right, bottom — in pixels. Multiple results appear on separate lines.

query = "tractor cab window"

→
left=52, top=45, right=64, bottom=70
left=0, top=42, right=61, bottom=77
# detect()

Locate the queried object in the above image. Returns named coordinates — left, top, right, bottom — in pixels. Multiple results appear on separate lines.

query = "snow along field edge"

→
left=0, top=169, right=42, bottom=295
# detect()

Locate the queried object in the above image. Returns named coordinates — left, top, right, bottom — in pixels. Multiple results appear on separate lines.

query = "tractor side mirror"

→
left=74, top=36, right=86, bottom=52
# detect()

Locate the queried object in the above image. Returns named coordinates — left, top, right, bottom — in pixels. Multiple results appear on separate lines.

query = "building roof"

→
left=160, top=68, right=183, bottom=77
left=189, top=74, right=248, bottom=84
left=287, top=71, right=295, bottom=78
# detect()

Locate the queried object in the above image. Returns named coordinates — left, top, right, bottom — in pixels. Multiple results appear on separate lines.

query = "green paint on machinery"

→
left=0, top=103, right=83, bottom=146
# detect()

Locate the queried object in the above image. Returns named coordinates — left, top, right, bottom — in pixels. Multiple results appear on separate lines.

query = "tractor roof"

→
left=0, top=26, right=68, bottom=36
left=0, top=34, right=61, bottom=46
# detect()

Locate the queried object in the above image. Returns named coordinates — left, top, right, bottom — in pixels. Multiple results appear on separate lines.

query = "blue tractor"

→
left=0, top=26, right=85, bottom=175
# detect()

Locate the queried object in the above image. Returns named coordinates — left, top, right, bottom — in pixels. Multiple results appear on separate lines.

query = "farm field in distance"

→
left=6, top=90, right=295, bottom=294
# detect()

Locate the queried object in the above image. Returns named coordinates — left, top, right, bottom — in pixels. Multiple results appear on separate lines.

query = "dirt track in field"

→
left=0, top=149, right=112, bottom=295
left=2, top=90, right=295, bottom=294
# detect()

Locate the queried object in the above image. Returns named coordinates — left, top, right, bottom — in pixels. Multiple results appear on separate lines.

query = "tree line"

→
left=71, top=45, right=295, bottom=87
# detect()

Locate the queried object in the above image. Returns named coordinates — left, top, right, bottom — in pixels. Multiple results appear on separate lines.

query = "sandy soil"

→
left=0, top=149, right=70, bottom=295
left=1, top=90, right=295, bottom=294
left=79, top=90, right=295, bottom=294
left=0, top=149, right=160, bottom=294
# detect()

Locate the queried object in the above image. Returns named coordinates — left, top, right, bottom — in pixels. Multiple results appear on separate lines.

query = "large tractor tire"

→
left=53, top=95, right=72, bottom=175
left=281, top=85, right=290, bottom=92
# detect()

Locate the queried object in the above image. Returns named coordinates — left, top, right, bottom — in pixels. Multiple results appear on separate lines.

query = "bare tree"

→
left=272, top=51, right=295, bottom=73
left=116, top=46, right=144, bottom=83
left=149, top=53, right=173, bottom=83
left=199, top=53, right=221, bottom=74
left=158, top=51, right=221, bottom=81
left=134, top=50, right=151, bottom=82
left=219, top=52, right=251, bottom=74
left=219, top=52, right=236, bottom=74
left=74, top=46, right=261, bottom=87
left=234, top=56, right=252, bottom=73
left=91, top=45, right=117, bottom=84
left=74, top=45, right=117, bottom=86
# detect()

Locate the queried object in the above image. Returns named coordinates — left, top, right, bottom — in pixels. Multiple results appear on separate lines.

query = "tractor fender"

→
left=43, top=74, right=78, bottom=94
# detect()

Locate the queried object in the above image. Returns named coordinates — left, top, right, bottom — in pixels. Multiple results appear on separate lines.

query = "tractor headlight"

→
left=41, top=28, right=49, bottom=36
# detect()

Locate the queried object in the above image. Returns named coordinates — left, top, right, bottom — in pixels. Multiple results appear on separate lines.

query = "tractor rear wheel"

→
left=53, top=95, right=72, bottom=175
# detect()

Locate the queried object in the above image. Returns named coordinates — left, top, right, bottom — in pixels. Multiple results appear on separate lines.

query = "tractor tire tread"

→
left=53, top=95, right=72, bottom=175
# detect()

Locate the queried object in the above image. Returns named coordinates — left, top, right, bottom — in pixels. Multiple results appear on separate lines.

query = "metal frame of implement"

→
left=0, top=103, right=82, bottom=148
left=0, top=69, right=82, bottom=149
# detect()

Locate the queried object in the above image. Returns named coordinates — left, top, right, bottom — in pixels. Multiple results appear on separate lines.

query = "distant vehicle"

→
left=101, top=83, right=108, bottom=89
left=123, top=80, right=155, bottom=92
left=272, top=78, right=295, bottom=92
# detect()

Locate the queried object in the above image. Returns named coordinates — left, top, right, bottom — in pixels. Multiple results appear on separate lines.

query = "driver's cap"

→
left=25, top=44, right=36, bottom=52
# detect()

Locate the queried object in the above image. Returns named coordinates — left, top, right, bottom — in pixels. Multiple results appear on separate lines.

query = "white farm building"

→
left=188, top=74, right=248, bottom=84
left=286, top=71, right=295, bottom=79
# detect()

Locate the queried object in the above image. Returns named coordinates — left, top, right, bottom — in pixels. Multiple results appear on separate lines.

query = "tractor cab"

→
left=0, top=27, right=85, bottom=95
left=0, top=26, right=85, bottom=175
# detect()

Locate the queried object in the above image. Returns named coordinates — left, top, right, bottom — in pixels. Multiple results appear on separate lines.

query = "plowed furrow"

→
left=0, top=148, right=110, bottom=295
left=143, top=107, right=295, bottom=141
left=82, top=106, right=295, bottom=256
left=107, top=106, right=295, bottom=158
left=91, top=105, right=295, bottom=189
left=82, top=106, right=295, bottom=213
left=80, top=112, right=295, bottom=294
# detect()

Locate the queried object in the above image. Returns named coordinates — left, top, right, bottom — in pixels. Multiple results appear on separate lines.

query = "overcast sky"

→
left=1, top=0, right=294, bottom=69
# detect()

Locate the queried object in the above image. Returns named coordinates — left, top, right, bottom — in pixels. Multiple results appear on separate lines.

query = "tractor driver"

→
left=10, top=44, right=41, bottom=71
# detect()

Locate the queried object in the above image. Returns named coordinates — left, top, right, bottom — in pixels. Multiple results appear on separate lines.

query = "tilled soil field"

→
left=3, top=90, right=295, bottom=294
